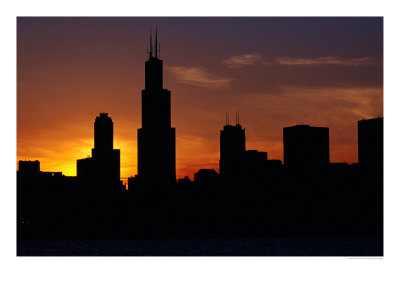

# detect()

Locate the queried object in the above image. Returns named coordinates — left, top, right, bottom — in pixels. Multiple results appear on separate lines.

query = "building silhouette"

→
left=219, top=115, right=281, bottom=179
left=77, top=113, right=120, bottom=183
left=194, top=169, right=219, bottom=185
left=137, top=29, right=176, bottom=183
left=283, top=125, right=329, bottom=169
left=18, top=160, right=40, bottom=175
left=358, top=117, right=383, bottom=170
left=177, top=176, right=192, bottom=185
left=18, top=160, right=64, bottom=179
left=219, top=114, right=246, bottom=177
left=16, top=30, right=383, bottom=254
left=242, top=150, right=268, bottom=177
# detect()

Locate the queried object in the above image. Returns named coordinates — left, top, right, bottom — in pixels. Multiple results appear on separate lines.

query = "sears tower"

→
left=137, top=30, right=176, bottom=183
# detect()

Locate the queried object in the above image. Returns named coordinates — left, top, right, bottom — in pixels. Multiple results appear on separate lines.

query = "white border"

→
left=2, top=1, right=399, bottom=300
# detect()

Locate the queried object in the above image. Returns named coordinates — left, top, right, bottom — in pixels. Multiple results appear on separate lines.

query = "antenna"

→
left=155, top=28, right=158, bottom=58
left=238, top=112, right=240, bottom=124
left=149, top=28, right=153, bottom=58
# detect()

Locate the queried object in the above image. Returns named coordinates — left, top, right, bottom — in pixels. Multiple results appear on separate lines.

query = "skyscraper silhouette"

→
left=77, top=113, right=120, bottom=183
left=219, top=114, right=246, bottom=177
left=93, top=113, right=113, bottom=154
left=358, top=117, right=383, bottom=170
left=137, top=29, right=176, bottom=183
left=283, top=125, right=329, bottom=169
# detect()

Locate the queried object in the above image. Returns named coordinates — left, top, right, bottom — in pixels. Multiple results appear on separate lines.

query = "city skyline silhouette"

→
left=17, top=17, right=383, bottom=180
left=17, top=18, right=383, bottom=256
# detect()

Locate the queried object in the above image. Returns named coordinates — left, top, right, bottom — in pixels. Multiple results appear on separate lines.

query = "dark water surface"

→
left=17, top=237, right=383, bottom=256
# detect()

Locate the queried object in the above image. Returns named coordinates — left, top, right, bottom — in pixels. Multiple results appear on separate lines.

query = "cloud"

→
left=222, top=54, right=269, bottom=68
left=276, top=56, right=374, bottom=66
left=222, top=54, right=374, bottom=69
left=238, top=86, right=382, bottom=125
left=168, top=66, right=232, bottom=88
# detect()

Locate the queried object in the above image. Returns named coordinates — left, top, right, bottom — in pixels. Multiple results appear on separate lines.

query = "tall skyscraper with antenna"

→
left=137, top=29, right=176, bottom=183
left=219, top=112, right=246, bottom=177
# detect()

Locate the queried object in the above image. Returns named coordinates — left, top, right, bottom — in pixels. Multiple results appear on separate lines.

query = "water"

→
left=17, top=237, right=383, bottom=256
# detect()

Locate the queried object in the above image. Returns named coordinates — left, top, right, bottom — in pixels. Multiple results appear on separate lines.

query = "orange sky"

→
left=17, top=17, right=383, bottom=180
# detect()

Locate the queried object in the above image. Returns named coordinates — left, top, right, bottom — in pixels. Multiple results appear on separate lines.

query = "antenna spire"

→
left=149, top=28, right=153, bottom=58
left=155, top=28, right=158, bottom=58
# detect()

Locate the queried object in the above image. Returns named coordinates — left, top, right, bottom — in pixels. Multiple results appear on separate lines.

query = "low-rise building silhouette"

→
left=242, top=150, right=268, bottom=177
left=18, top=160, right=40, bottom=175
left=283, top=125, right=330, bottom=169
left=127, top=175, right=143, bottom=193
left=266, top=159, right=283, bottom=169
left=177, top=176, right=192, bottom=184
left=194, top=169, right=219, bottom=185
left=18, top=160, right=64, bottom=179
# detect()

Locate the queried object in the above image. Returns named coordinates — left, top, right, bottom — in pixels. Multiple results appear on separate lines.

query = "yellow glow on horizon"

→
left=17, top=86, right=382, bottom=180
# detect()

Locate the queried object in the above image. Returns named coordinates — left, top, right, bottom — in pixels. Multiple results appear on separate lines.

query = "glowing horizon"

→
left=17, top=17, right=383, bottom=180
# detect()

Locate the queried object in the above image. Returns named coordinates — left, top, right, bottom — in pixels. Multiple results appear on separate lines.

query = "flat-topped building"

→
left=283, top=125, right=330, bottom=170
left=358, top=117, right=383, bottom=170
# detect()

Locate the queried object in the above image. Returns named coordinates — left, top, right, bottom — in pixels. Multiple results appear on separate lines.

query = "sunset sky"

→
left=17, top=17, right=383, bottom=179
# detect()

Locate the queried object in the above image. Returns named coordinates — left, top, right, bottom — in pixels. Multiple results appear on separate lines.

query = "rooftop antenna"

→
left=155, top=28, right=158, bottom=58
left=149, top=28, right=153, bottom=58
left=238, top=112, right=240, bottom=125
